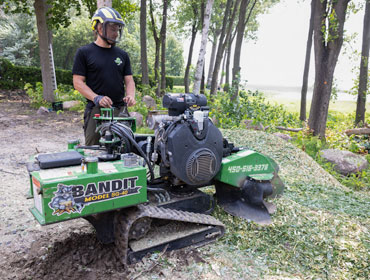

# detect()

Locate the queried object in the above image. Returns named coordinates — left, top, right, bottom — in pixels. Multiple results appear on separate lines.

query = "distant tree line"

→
left=0, top=0, right=368, bottom=137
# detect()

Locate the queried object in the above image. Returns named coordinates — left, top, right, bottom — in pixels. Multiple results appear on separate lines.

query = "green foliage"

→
left=325, top=112, right=369, bottom=153
left=167, top=76, right=184, bottom=86
left=52, top=9, right=93, bottom=69
left=346, top=67, right=370, bottom=98
left=289, top=111, right=370, bottom=191
left=1, top=0, right=34, bottom=15
left=0, top=58, right=42, bottom=89
left=54, top=84, right=87, bottom=111
left=1, top=2, right=186, bottom=81
left=205, top=87, right=370, bottom=191
left=80, top=0, right=138, bottom=20
left=45, top=0, right=82, bottom=29
left=24, top=82, right=50, bottom=108
left=0, top=58, right=72, bottom=90
left=133, top=74, right=174, bottom=90
left=174, top=0, right=202, bottom=36
left=112, top=0, right=138, bottom=22
left=128, top=90, right=149, bottom=119
left=1, top=0, right=82, bottom=30
left=320, top=2, right=340, bottom=43
left=128, top=85, right=166, bottom=121
left=118, top=25, right=141, bottom=75
left=0, top=12, right=38, bottom=66
left=25, top=82, right=86, bottom=111
left=117, top=16, right=184, bottom=78
left=208, top=89, right=300, bottom=129
left=0, top=58, right=180, bottom=92
left=165, top=35, right=184, bottom=76
left=294, top=130, right=328, bottom=159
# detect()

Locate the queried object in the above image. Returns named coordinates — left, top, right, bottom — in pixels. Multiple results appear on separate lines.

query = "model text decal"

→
left=49, top=176, right=141, bottom=215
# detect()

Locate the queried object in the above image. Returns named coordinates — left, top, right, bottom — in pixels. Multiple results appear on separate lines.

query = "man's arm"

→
left=73, top=75, right=112, bottom=108
left=123, top=75, right=136, bottom=106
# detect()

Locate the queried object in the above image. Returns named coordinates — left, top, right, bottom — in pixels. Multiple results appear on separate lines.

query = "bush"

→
left=133, top=74, right=175, bottom=90
left=208, top=89, right=300, bottom=129
left=24, top=82, right=51, bottom=108
left=54, top=84, right=87, bottom=112
left=24, top=82, right=86, bottom=111
left=0, top=58, right=72, bottom=90
left=0, top=58, right=179, bottom=91
left=167, top=75, right=183, bottom=86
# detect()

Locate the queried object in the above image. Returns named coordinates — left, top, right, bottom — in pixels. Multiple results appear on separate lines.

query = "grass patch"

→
left=262, top=91, right=370, bottom=114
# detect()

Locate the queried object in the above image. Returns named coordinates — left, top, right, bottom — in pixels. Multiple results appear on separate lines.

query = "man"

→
left=72, top=7, right=136, bottom=145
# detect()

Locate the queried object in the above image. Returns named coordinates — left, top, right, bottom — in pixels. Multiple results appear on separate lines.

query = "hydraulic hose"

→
left=109, top=122, right=155, bottom=182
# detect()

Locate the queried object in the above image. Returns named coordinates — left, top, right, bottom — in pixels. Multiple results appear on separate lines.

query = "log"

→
left=344, top=128, right=370, bottom=136
left=276, top=126, right=303, bottom=132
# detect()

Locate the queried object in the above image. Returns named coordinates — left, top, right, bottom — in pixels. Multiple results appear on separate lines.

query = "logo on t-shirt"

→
left=115, top=57, right=122, bottom=66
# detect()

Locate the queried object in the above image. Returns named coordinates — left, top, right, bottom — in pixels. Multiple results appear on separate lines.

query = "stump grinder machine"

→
left=27, top=93, right=284, bottom=266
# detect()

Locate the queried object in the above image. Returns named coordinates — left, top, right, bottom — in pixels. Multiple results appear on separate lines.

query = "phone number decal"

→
left=227, top=164, right=269, bottom=173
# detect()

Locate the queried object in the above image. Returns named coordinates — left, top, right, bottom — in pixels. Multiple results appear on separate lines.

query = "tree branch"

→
left=344, top=128, right=370, bottom=136
left=276, top=126, right=303, bottom=132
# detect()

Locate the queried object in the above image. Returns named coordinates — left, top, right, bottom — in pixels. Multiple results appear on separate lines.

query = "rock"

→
left=146, top=110, right=168, bottom=129
left=37, top=106, right=49, bottom=115
left=129, top=112, right=143, bottom=127
left=143, top=95, right=157, bottom=110
left=273, top=132, right=292, bottom=141
left=63, top=101, right=81, bottom=110
left=320, top=149, right=369, bottom=175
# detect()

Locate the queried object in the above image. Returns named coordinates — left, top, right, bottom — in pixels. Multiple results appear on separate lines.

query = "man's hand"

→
left=123, top=75, right=136, bottom=107
left=123, top=95, right=136, bottom=107
left=94, top=95, right=113, bottom=108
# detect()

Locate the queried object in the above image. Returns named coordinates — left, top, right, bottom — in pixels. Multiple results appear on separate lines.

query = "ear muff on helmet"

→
left=91, top=7, right=125, bottom=44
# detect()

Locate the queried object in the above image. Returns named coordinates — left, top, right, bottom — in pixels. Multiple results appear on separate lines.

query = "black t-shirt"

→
left=72, top=43, right=132, bottom=107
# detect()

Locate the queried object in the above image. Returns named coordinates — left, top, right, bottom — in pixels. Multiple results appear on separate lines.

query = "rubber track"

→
left=114, top=204, right=225, bottom=266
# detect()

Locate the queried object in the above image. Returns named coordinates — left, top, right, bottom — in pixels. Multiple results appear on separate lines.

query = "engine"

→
left=153, top=93, right=224, bottom=186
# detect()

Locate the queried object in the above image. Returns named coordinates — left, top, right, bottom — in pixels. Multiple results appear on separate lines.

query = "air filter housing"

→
left=165, top=119, right=223, bottom=186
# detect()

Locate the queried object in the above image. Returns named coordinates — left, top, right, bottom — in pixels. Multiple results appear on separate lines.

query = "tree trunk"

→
left=210, top=0, right=233, bottom=95
left=97, top=0, right=111, bottom=8
left=300, top=0, right=316, bottom=121
left=149, top=0, right=160, bottom=96
left=201, top=64, right=205, bottom=94
left=63, top=47, right=72, bottom=69
left=206, top=30, right=220, bottom=87
left=193, top=0, right=214, bottom=95
left=224, top=38, right=232, bottom=91
left=220, top=49, right=227, bottom=86
left=154, top=42, right=160, bottom=96
left=159, top=0, right=168, bottom=95
left=232, top=0, right=253, bottom=99
left=184, top=29, right=197, bottom=93
left=308, top=0, right=350, bottom=137
left=140, top=0, right=149, bottom=85
left=355, top=0, right=370, bottom=126
left=34, top=0, right=56, bottom=103
left=224, top=30, right=237, bottom=92
left=184, top=8, right=198, bottom=93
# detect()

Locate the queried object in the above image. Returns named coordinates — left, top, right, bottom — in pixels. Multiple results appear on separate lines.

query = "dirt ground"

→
left=0, top=92, right=213, bottom=280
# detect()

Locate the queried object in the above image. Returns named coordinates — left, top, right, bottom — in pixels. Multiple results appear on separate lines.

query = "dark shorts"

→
left=83, top=105, right=129, bottom=146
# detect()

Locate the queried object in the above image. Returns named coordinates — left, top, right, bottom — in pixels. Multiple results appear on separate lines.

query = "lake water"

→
left=246, top=85, right=359, bottom=102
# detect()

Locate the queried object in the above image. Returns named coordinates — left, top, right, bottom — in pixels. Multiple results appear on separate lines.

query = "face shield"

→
left=100, top=22, right=123, bottom=45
